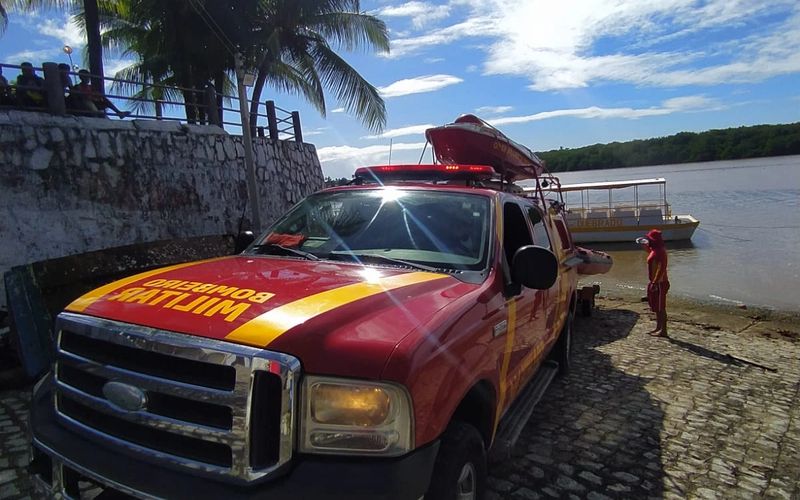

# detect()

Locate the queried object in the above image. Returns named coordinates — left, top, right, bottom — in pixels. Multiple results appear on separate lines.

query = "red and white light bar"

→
left=354, top=164, right=496, bottom=181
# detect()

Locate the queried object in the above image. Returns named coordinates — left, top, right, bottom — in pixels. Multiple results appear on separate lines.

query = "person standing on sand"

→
left=637, top=229, right=669, bottom=337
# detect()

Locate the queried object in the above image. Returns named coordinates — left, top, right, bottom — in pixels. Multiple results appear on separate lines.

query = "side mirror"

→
left=234, top=231, right=255, bottom=253
left=511, top=245, right=558, bottom=290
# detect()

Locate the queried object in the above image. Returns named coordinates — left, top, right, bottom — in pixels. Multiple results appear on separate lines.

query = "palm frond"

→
left=261, top=57, right=325, bottom=115
left=310, top=42, right=385, bottom=132
left=5, top=0, right=73, bottom=11
left=307, top=12, right=389, bottom=53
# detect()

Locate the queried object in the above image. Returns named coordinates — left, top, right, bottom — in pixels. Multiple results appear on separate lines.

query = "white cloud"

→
left=317, top=142, right=428, bottom=178
left=105, top=59, right=133, bottom=77
left=6, top=49, right=59, bottom=64
left=303, top=127, right=330, bottom=137
left=424, top=57, right=445, bottom=64
left=104, top=59, right=134, bottom=91
left=331, top=107, right=346, bottom=113
left=385, top=1, right=800, bottom=90
left=378, top=74, right=463, bottom=98
left=318, top=142, right=427, bottom=164
left=363, top=124, right=435, bottom=140
left=376, top=1, right=451, bottom=29
left=489, top=95, right=720, bottom=126
left=661, top=96, right=719, bottom=110
left=475, top=105, right=513, bottom=115
left=39, top=14, right=85, bottom=48
left=385, top=16, right=494, bottom=58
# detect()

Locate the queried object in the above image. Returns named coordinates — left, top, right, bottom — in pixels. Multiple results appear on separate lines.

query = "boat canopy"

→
left=554, top=178, right=666, bottom=192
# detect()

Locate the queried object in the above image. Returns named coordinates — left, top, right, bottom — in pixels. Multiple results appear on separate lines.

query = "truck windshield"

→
left=250, top=188, right=492, bottom=274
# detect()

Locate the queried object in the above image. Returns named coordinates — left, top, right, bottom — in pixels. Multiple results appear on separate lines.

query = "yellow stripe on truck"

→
left=65, top=258, right=227, bottom=313
left=224, top=271, right=449, bottom=348
left=495, top=298, right=517, bottom=427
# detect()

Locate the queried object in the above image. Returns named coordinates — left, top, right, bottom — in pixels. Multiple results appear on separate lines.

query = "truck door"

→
left=527, top=206, right=560, bottom=346
left=496, top=200, right=553, bottom=411
left=548, top=216, right=577, bottom=334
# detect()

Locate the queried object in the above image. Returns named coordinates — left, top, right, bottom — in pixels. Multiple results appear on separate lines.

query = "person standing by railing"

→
left=75, top=69, right=130, bottom=118
left=15, top=62, right=46, bottom=108
left=59, top=64, right=100, bottom=116
left=0, top=66, right=12, bottom=106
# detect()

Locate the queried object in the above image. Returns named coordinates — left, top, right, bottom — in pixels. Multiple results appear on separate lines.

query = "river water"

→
left=546, top=155, right=800, bottom=312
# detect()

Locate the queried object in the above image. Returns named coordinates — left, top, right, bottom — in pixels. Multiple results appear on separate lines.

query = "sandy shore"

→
left=598, top=287, right=800, bottom=346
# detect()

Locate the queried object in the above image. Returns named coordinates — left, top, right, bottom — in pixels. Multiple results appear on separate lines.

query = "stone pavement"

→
left=487, top=298, right=800, bottom=500
left=0, top=297, right=798, bottom=499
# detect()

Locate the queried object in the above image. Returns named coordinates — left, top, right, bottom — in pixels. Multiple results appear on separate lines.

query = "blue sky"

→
left=2, top=1, right=799, bottom=179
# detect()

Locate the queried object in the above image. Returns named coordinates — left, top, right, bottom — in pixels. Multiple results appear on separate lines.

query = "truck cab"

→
left=29, top=163, right=579, bottom=499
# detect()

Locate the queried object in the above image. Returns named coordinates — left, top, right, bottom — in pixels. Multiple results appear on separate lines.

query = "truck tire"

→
left=551, top=310, right=573, bottom=376
left=425, top=421, right=486, bottom=500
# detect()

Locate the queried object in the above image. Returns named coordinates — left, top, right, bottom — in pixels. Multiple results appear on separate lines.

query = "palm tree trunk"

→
left=83, top=0, right=105, bottom=94
left=248, top=70, right=267, bottom=135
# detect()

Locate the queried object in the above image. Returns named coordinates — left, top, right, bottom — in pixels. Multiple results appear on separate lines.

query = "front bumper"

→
left=30, top=380, right=439, bottom=500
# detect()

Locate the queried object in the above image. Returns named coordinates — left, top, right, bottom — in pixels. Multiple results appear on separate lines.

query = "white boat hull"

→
left=568, top=216, right=699, bottom=243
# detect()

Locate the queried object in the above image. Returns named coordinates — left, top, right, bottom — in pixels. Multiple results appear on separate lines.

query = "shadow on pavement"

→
left=666, top=337, right=743, bottom=367
left=489, top=306, right=666, bottom=498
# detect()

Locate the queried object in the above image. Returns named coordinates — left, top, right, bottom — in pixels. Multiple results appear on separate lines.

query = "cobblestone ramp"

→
left=1, top=300, right=799, bottom=499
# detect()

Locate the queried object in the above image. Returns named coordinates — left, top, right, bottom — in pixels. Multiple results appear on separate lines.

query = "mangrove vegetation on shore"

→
left=538, top=122, right=800, bottom=172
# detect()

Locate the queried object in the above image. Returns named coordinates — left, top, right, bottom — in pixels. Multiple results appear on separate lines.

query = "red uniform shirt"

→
left=647, top=249, right=668, bottom=284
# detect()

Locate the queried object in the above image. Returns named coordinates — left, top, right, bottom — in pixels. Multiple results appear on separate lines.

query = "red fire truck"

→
left=29, top=163, right=579, bottom=499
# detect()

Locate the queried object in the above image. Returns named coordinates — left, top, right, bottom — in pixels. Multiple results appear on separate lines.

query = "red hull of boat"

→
left=425, top=115, right=544, bottom=181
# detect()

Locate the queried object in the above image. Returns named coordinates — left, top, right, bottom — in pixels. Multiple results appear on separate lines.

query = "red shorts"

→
left=647, top=281, right=670, bottom=312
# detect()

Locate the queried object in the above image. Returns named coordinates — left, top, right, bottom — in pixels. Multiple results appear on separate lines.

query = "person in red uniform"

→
left=637, top=229, right=669, bottom=337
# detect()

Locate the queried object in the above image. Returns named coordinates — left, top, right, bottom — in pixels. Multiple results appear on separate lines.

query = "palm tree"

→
left=100, top=0, right=236, bottom=121
left=243, top=0, right=390, bottom=133
left=102, top=0, right=389, bottom=132
left=83, top=0, right=103, bottom=91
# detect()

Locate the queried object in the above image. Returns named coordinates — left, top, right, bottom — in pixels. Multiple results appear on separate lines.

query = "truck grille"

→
left=53, top=313, right=300, bottom=482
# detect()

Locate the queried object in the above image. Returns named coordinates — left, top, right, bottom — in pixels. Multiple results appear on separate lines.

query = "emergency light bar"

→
left=354, top=164, right=496, bottom=182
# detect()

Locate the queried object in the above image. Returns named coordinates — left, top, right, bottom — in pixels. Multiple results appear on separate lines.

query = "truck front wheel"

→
left=425, top=421, right=486, bottom=500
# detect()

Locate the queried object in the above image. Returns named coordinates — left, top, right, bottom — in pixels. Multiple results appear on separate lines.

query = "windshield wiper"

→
left=330, top=252, right=439, bottom=273
left=250, top=244, right=319, bottom=261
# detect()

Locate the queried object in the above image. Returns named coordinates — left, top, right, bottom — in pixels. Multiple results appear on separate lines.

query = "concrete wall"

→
left=0, top=110, right=324, bottom=306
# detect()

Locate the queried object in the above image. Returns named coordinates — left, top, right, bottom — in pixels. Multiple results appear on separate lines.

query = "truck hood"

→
left=66, top=255, right=474, bottom=377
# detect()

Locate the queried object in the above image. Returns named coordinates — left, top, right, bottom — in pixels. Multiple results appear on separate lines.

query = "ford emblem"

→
left=102, top=381, right=147, bottom=412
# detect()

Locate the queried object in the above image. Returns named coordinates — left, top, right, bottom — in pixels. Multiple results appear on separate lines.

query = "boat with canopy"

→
left=528, top=177, right=699, bottom=243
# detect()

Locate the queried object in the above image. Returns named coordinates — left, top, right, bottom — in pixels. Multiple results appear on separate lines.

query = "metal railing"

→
left=0, top=62, right=302, bottom=142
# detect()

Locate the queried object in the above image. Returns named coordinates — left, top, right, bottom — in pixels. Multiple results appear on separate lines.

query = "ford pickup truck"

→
left=29, top=163, right=579, bottom=499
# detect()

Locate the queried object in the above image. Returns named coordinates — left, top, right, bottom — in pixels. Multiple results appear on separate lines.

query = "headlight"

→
left=300, top=376, right=413, bottom=456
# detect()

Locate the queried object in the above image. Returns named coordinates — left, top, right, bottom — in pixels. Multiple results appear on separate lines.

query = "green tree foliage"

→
left=243, top=0, right=389, bottom=133
left=101, top=0, right=389, bottom=130
left=539, top=123, right=800, bottom=172
left=324, top=176, right=349, bottom=187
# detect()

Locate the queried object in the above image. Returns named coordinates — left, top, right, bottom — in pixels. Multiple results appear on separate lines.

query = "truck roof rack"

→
left=351, top=164, right=525, bottom=193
